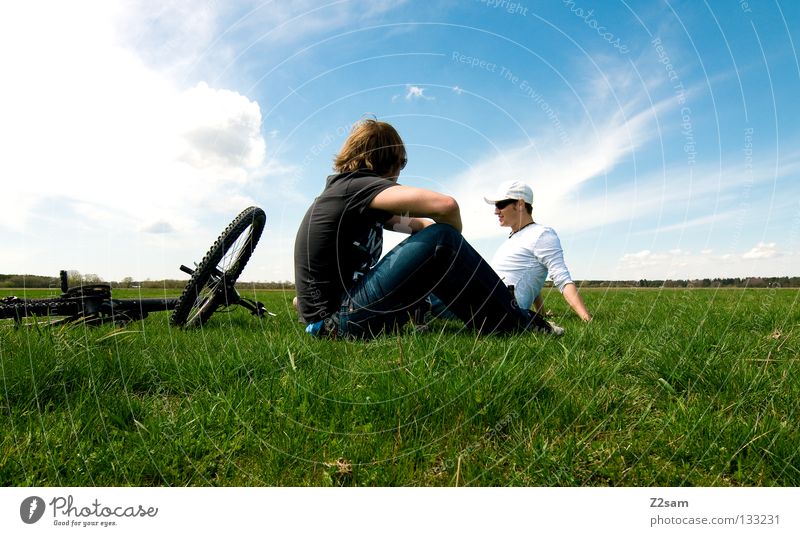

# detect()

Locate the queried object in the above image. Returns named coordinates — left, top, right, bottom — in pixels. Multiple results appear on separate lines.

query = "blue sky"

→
left=2, top=0, right=799, bottom=282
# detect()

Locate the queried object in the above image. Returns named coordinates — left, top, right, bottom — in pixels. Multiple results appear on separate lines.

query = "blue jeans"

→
left=334, top=224, right=535, bottom=338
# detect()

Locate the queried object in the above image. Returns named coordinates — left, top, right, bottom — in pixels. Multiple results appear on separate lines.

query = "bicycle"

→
left=0, top=206, right=272, bottom=328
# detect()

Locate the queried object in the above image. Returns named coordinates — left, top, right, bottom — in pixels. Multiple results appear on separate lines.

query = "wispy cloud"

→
left=615, top=243, right=797, bottom=279
left=405, top=85, right=434, bottom=100
left=449, top=91, right=674, bottom=241
left=742, top=242, right=780, bottom=259
left=619, top=248, right=694, bottom=271
left=113, top=0, right=409, bottom=77
left=141, top=221, right=176, bottom=234
left=445, top=44, right=800, bottom=247
left=560, top=151, right=800, bottom=236
left=634, top=213, right=732, bottom=236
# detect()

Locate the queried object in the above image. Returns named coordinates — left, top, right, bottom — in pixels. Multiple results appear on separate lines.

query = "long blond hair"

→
left=334, top=119, right=406, bottom=176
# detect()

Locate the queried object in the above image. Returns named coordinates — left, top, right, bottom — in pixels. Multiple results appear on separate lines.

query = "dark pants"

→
left=336, top=224, right=535, bottom=338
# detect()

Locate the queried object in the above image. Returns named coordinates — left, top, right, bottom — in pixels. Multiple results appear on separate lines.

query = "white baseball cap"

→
left=484, top=180, right=533, bottom=204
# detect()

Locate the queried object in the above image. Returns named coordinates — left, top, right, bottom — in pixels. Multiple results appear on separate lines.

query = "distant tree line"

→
left=3, top=273, right=798, bottom=290
left=128, top=279, right=294, bottom=290
left=0, top=274, right=61, bottom=289
left=569, top=277, right=798, bottom=288
left=0, top=272, right=295, bottom=290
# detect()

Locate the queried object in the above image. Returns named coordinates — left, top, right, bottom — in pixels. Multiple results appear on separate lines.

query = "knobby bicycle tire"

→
left=170, top=206, right=266, bottom=328
left=0, top=299, right=82, bottom=321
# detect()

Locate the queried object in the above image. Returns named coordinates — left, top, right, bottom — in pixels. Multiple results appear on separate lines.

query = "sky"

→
left=1, top=0, right=799, bottom=283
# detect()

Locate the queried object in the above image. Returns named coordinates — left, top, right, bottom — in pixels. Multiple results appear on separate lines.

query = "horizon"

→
left=3, top=272, right=799, bottom=288
left=2, top=1, right=799, bottom=283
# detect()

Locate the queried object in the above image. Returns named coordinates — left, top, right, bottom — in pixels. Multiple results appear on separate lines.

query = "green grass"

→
left=1, top=288, right=798, bottom=486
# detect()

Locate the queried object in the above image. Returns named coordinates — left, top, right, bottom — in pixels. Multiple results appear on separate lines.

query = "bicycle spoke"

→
left=170, top=207, right=265, bottom=327
left=219, top=230, right=252, bottom=274
left=186, top=276, right=225, bottom=324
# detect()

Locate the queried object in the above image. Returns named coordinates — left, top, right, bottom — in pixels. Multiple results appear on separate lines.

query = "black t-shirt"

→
left=294, top=170, right=397, bottom=323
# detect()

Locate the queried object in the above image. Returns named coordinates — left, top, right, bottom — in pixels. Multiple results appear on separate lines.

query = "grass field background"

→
left=1, top=287, right=798, bottom=486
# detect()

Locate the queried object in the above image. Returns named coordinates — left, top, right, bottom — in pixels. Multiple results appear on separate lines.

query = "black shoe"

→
left=527, top=311, right=564, bottom=336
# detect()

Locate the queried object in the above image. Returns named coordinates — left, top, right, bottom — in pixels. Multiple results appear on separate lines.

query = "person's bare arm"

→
left=383, top=215, right=434, bottom=234
left=562, top=283, right=591, bottom=321
left=370, top=185, right=462, bottom=232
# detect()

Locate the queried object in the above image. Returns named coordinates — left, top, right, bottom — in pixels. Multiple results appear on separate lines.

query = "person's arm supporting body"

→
left=536, top=229, right=591, bottom=322
left=561, top=283, right=591, bottom=322
left=370, top=185, right=462, bottom=232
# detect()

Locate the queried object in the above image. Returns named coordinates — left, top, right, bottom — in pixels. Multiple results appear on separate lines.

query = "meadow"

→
left=1, top=287, right=798, bottom=486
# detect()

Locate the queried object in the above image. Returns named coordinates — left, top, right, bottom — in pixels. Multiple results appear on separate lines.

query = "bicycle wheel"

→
left=170, top=206, right=266, bottom=328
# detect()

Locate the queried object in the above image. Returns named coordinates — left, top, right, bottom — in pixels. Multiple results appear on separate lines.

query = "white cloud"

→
left=405, top=85, right=433, bottom=100
left=615, top=245, right=795, bottom=279
left=176, top=82, right=265, bottom=170
left=110, top=0, right=409, bottom=77
left=141, top=221, right=176, bottom=234
left=0, top=1, right=269, bottom=279
left=619, top=249, right=670, bottom=269
left=637, top=214, right=732, bottom=236
left=111, top=0, right=222, bottom=77
left=742, top=242, right=779, bottom=260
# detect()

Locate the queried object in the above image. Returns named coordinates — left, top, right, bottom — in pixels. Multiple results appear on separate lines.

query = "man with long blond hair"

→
left=293, top=119, right=557, bottom=338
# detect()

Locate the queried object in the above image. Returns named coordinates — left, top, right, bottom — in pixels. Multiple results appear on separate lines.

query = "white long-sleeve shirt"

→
left=490, top=223, right=574, bottom=311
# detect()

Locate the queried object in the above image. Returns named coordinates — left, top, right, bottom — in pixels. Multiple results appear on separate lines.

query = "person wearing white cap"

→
left=484, top=180, right=591, bottom=322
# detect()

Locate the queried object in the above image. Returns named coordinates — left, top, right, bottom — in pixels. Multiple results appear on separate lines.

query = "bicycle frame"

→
left=0, top=207, right=272, bottom=328
left=1, top=268, right=268, bottom=326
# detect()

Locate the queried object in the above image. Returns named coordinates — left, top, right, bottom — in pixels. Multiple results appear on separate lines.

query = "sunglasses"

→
left=400, top=157, right=408, bottom=170
left=494, top=199, right=517, bottom=210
